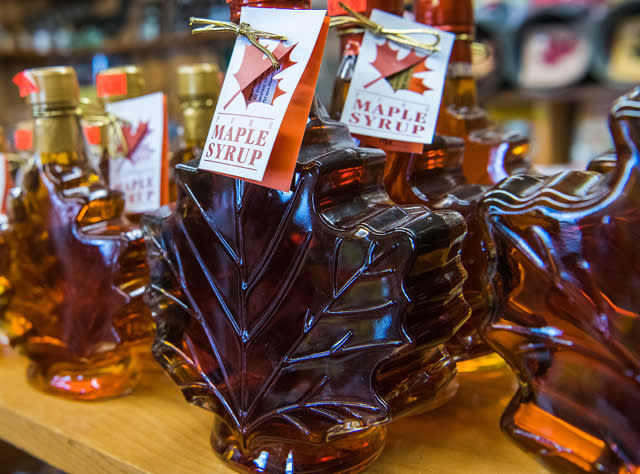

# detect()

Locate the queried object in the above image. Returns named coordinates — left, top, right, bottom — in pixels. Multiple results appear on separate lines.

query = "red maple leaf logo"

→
left=224, top=42, right=298, bottom=110
left=543, top=33, right=579, bottom=65
left=365, top=41, right=431, bottom=95
left=121, top=121, right=150, bottom=161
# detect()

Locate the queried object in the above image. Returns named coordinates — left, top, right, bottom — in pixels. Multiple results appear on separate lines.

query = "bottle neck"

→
left=33, top=108, right=84, bottom=165
left=181, top=99, right=215, bottom=147
left=414, top=0, right=478, bottom=108
left=228, top=0, right=310, bottom=23
left=443, top=42, right=479, bottom=110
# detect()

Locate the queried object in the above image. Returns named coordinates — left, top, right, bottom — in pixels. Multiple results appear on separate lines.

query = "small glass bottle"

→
left=143, top=1, right=470, bottom=471
left=171, top=63, right=220, bottom=202
left=96, top=65, right=169, bottom=220
left=480, top=87, right=640, bottom=474
left=3, top=67, right=152, bottom=400
left=416, top=0, right=531, bottom=185
left=95, top=65, right=147, bottom=189
left=329, top=0, right=405, bottom=120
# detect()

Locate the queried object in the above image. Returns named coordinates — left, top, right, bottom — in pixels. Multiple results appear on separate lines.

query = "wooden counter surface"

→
left=0, top=349, right=548, bottom=474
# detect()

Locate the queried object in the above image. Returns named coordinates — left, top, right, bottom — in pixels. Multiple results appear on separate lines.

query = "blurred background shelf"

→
left=0, top=350, right=549, bottom=474
left=0, top=31, right=235, bottom=62
left=0, top=0, right=637, bottom=168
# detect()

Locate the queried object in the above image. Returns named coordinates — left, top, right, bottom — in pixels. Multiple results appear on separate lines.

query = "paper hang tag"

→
left=104, top=92, right=169, bottom=214
left=341, top=10, right=455, bottom=147
left=328, top=0, right=367, bottom=16
left=199, top=7, right=329, bottom=192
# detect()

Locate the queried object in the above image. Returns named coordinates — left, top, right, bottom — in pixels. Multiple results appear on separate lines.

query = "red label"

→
left=13, top=128, right=33, bottom=151
left=83, top=126, right=102, bottom=146
left=12, top=71, right=39, bottom=97
left=96, top=73, right=128, bottom=98
left=328, top=0, right=368, bottom=16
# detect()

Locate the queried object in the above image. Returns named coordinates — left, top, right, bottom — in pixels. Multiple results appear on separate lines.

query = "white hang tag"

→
left=341, top=9, right=455, bottom=145
left=198, top=7, right=327, bottom=186
left=105, top=92, right=167, bottom=214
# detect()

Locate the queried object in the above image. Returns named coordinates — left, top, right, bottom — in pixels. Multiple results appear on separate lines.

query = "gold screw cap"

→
left=13, top=67, right=80, bottom=108
left=177, top=63, right=221, bottom=102
left=96, top=65, right=146, bottom=101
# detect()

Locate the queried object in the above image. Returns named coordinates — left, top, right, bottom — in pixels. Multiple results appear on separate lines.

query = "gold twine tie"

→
left=190, top=17, right=288, bottom=70
left=330, top=2, right=441, bottom=53
left=330, top=2, right=490, bottom=61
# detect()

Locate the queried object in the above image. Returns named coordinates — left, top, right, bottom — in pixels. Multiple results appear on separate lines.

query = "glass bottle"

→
left=480, top=88, right=640, bottom=474
left=2, top=67, right=152, bottom=400
left=416, top=0, right=531, bottom=185
left=171, top=63, right=220, bottom=202
left=329, top=0, right=405, bottom=120
left=96, top=65, right=168, bottom=221
left=380, top=0, right=501, bottom=370
left=384, top=135, right=494, bottom=369
left=143, top=1, right=470, bottom=471
left=95, top=65, right=146, bottom=190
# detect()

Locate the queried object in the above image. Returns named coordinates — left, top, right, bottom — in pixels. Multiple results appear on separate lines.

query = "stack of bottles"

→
left=0, top=0, right=638, bottom=473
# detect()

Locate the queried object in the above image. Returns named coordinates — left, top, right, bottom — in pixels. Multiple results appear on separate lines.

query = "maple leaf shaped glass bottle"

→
left=384, top=136, right=495, bottom=369
left=416, top=0, right=531, bottom=185
left=480, top=88, right=640, bottom=474
left=2, top=67, right=153, bottom=400
left=382, top=1, right=504, bottom=370
left=143, top=1, right=470, bottom=472
left=171, top=63, right=220, bottom=202
left=329, top=0, right=405, bottom=120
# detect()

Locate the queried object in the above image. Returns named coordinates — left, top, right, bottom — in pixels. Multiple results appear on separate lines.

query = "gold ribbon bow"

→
left=330, top=2, right=441, bottom=53
left=190, top=17, right=288, bottom=70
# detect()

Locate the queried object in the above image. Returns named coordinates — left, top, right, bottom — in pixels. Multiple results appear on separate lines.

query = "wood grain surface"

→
left=0, top=350, right=549, bottom=474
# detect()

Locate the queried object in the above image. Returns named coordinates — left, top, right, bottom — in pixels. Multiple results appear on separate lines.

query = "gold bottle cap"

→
left=96, top=65, right=146, bottom=101
left=177, top=63, right=221, bottom=102
left=14, top=66, right=80, bottom=108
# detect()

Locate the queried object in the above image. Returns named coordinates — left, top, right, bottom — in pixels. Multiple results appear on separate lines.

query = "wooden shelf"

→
left=0, top=349, right=549, bottom=474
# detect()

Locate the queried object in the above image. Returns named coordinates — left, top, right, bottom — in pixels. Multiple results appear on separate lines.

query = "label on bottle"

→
left=340, top=9, right=455, bottom=146
left=104, top=92, right=169, bottom=214
left=328, top=0, right=367, bottom=16
left=199, top=7, right=330, bottom=191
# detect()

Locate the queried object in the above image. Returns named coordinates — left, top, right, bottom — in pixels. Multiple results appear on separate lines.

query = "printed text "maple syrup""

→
left=347, top=97, right=428, bottom=135
left=203, top=122, right=271, bottom=169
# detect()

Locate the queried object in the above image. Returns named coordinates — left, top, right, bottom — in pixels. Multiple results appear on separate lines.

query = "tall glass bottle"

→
left=2, top=67, right=152, bottom=400
left=480, top=88, right=640, bottom=474
left=143, top=1, right=470, bottom=471
left=171, top=63, right=220, bottom=202
left=329, top=0, right=405, bottom=120
left=417, top=0, right=531, bottom=185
